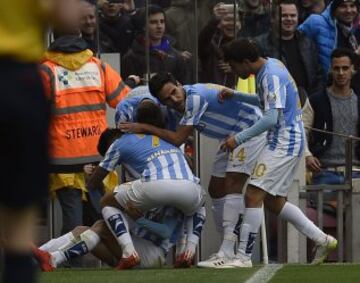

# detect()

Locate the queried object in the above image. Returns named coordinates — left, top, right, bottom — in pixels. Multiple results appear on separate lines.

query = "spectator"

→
left=98, top=0, right=136, bottom=55
left=299, top=0, right=360, bottom=77
left=237, top=0, right=271, bottom=38
left=198, top=3, right=241, bottom=87
left=254, top=0, right=324, bottom=101
left=303, top=48, right=360, bottom=194
left=121, top=5, right=190, bottom=84
left=298, top=0, right=328, bottom=23
left=165, top=0, right=195, bottom=53
left=40, top=34, right=132, bottom=239
left=134, top=0, right=172, bottom=9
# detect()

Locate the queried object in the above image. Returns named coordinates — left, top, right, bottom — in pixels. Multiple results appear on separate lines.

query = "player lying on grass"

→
left=33, top=202, right=205, bottom=271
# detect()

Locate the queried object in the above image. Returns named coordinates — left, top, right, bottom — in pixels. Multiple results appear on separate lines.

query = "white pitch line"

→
left=245, top=264, right=284, bottom=283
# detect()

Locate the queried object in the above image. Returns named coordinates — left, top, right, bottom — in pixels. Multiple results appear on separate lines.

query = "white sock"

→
left=185, top=206, right=206, bottom=257
left=236, top=208, right=263, bottom=261
left=102, top=206, right=136, bottom=257
left=54, top=229, right=101, bottom=266
left=219, top=194, right=244, bottom=258
left=39, top=232, right=75, bottom=252
left=50, top=251, right=67, bottom=267
left=211, top=197, right=226, bottom=234
left=279, top=202, right=327, bottom=245
left=176, top=223, right=186, bottom=256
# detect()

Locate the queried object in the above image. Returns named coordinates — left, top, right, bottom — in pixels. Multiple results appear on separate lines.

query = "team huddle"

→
left=33, top=39, right=337, bottom=271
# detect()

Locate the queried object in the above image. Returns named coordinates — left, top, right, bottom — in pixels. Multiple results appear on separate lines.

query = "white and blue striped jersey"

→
left=132, top=206, right=184, bottom=255
left=99, top=133, right=198, bottom=183
left=114, top=88, right=158, bottom=126
left=181, top=84, right=262, bottom=140
left=256, top=58, right=305, bottom=156
left=114, top=86, right=180, bottom=131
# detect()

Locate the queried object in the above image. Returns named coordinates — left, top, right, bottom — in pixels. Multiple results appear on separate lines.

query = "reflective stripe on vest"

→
left=43, top=59, right=108, bottom=165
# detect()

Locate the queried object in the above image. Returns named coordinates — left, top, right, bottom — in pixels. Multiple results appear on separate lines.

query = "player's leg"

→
left=38, top=231, right=77, bottom=252
left=176, top=205, right=206, bottom=267
left=265, top=195, right=337, bottom=264
left=208, top=176, right=226, bottom=234
left=50, top=221, right=103, bottom=268
left=33, top=225, right=88, bottom=272
left=0, top=206, right=39, bottom=282
left=101, top=189, right=140, bottom=268
left=199, top=137, right=265, bottom=268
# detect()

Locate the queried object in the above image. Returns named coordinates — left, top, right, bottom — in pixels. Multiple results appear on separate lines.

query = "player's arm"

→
left=86, top=166, right=109, bottom=191
left=221, top=109, right=278, bottom=151
left=218, top=88, right=260, bottom=106
left=87, top=141, right=122, bottom=190
left=119, top=123, right=194, bottom=147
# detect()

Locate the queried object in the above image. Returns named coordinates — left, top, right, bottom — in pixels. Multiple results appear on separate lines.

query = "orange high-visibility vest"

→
left=41, top=57, right=130, bottom=166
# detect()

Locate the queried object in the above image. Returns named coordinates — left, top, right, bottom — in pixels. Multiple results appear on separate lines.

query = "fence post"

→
left=345, top=179, right=360, bottom=262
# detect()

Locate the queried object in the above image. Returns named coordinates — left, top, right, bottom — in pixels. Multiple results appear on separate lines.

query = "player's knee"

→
left=100, top=192, right=115, bottom=208
left=90, top=220, right=106, bottom=234
left=245, top=186, right=264, bottom=207
left=224, top=172, right=248, bottom=194
left=72, top=225, right=90, bottom=237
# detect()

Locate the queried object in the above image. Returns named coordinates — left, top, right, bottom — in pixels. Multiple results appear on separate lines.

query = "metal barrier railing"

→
left=302, top=127, right=360, bottom=262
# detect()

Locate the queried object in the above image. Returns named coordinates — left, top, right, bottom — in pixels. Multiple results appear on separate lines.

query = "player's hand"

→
left=119, top=122, right=146, bottom=133
left=213, top=2, right=227, bottom=19
left=180, top=51, right=192, bottom=61
left=305, top=156, right=322, bottom=172
left=218, top=87, right=234, bottom=103
left=125, top=201, right=143, bottom=220
left=220, top=136, right=237, bottom=152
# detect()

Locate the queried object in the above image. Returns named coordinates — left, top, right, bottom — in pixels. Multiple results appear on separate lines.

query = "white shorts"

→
left=114, top=179, right=205, bottom=216
left=212, top=133, right=267, bottom=178
left=133, top=234, right=166, bottom=268
left=248, top=146, right=302, bottom=197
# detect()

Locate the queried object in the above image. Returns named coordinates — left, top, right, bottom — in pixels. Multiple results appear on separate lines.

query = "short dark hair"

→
left=280, top=0, right=298, bottom=8
left=137, top=100, right=165, bottom=128
left=148, top=72, right=177, bottom=98
left=133, top=5, right=166, bottom=33
left=222, top=39, right=260, bottom=63
left=331, top=48, right=355, bottom=64
left=97, top=128, right=122, bottom=156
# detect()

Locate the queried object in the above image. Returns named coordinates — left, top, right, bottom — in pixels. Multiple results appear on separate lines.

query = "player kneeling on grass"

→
left=89, top=102, right=205, bottom=269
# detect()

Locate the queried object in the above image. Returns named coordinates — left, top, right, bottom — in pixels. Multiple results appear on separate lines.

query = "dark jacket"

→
left=121, top=35, right=190, bottom=84
left=198, top=17, right=236, bottom=88
left=254, top=30, right=324, bottom=97
left=308, top=89, right=360, bottom=159
left=99, top=13, right=135, bottom=55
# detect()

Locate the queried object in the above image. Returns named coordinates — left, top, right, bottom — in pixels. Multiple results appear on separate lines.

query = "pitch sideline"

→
left=245, top=264, right=284, bottom=283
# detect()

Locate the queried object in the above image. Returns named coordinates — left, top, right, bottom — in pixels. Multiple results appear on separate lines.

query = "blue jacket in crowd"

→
left=298, top=3, right=336, bottom=75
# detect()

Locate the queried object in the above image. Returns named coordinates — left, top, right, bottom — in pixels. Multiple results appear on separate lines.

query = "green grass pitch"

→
left=40, top=267, right=260, bottom=283
left=40, top=264, right=360, bottom=283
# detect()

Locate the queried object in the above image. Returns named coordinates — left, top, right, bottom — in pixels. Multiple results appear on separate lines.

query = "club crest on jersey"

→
left=267, top=92, right=277, bottom=103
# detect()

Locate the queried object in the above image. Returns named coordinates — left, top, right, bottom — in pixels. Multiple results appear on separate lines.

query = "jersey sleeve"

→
left=114, top=101, right=134, bottom=127
left=179, top=93, right=208, bottom=126
left=261, top=74, right=286, bottom=111
left=99, top=140, right=122, bottom=171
